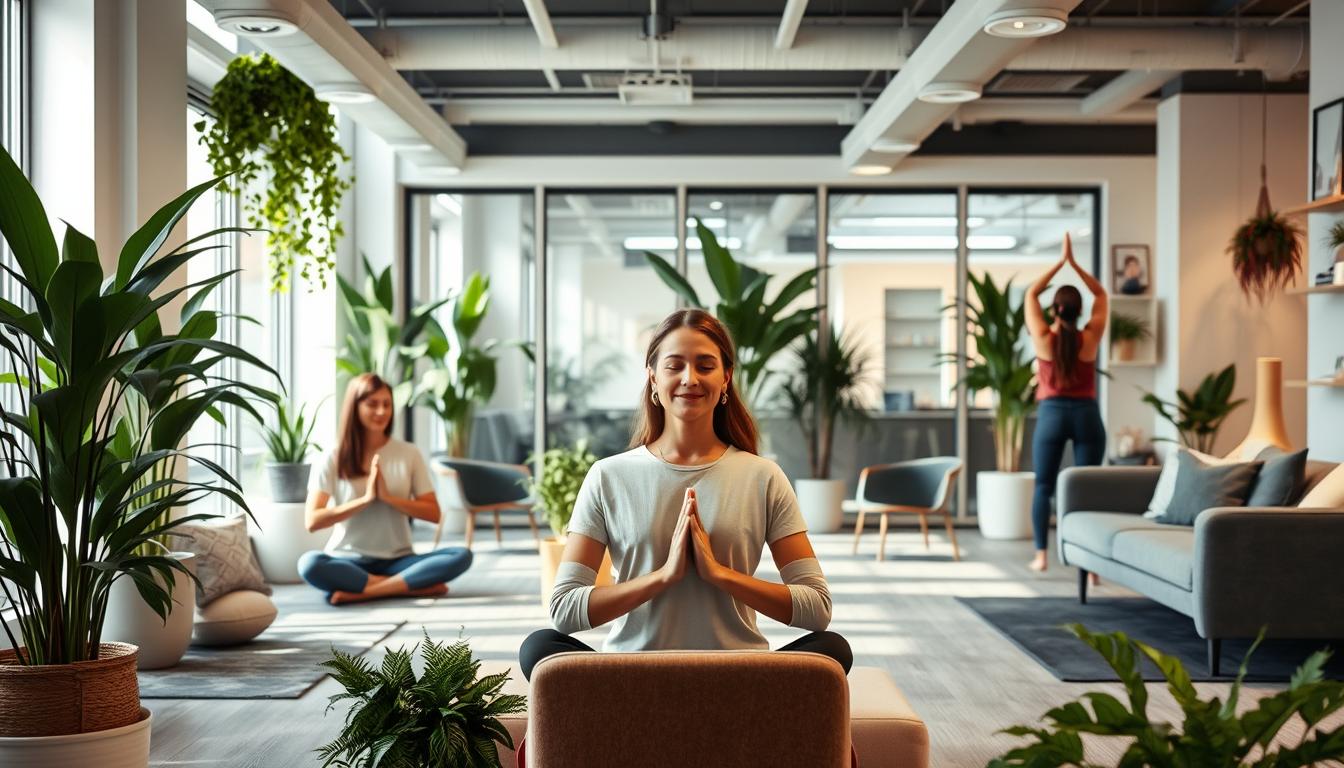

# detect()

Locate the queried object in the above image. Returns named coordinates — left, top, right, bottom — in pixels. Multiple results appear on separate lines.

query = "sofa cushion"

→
left=1155, top=451, right=1261, bottom=526
left=1299, top=462, right=1344, bottom=509
left=1301, top=461, right=1340, bottom=499
left=1247, top=448, right=1308, bottom=507
left=167, top=515, right=272, bottom=606
left=1144, top=448, right=1234, bottom=519
left=1059, top=512, right=1170, bottom=558
left=1111, top=530, right=1195, bottom=590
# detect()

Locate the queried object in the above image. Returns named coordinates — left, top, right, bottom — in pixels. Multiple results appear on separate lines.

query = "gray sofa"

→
left=1057, top=460, right=1344, bottom=675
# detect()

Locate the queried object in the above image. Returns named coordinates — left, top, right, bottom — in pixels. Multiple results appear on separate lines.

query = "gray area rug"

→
left=958, top=596, right=1344, bottom=683
left=139, top=587, right=405, bottom=699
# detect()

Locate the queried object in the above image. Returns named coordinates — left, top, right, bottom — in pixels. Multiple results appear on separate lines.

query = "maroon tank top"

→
left=1037, top=358, right=1097, bottom=401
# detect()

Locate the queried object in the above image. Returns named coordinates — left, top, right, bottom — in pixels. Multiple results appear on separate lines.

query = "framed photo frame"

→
left=1312, top=97, right=1344, bottom=201
left=1111, top=244, right=1151, bottom=296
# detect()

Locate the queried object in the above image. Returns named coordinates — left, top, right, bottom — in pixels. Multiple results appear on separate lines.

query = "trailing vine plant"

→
left=196, top=53, right=352, bottom=291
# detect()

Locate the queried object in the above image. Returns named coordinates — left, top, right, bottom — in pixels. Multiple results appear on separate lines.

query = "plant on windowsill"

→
left=1142, top=363, right=1246, bottom=454
left=1109, top=311, right=1152, bottom=363
left=990, top=624, right=1344, bottom=767
left=780, top=324, right=876, bottom=533
left=0, top=146, right=274, bottom=756
left=197, top=53, right=352, bottom=292
left=318, top=630, right=526, bottom=768
left=643, top=218, right=819, bottom=409
left=257, top=398, right=327, bottom=503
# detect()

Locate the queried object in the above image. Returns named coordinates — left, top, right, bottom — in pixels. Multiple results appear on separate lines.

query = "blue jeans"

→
left=1031, top=397, right=1106, bottom=551
left=298, top=549, right=473, bottom=593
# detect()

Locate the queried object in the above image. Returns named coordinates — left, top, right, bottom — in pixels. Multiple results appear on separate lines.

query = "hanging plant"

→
left=1227, top=90, right=1303, bottom=304
left=196, top=53, right=352, bottom=291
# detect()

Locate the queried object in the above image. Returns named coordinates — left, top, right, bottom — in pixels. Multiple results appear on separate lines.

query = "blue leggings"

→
left=1031, top=397, right=1106, bottom=551
left=298, top=549, right=473, bottom=593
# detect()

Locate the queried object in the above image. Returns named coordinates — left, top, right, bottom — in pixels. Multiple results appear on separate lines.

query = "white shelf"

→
left=1109, top=360, right=1157, bottom=368
left=1288, top=283, right=1344, bottom=295
left=1286, top=379, right=1344, bottom=388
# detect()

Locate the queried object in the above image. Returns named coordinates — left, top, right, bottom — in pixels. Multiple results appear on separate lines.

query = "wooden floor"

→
left=147, top=526, right=1326, bottom=767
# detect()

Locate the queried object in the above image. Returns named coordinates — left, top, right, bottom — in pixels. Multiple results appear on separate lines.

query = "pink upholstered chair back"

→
left=525, top=650, right=852, bottom=768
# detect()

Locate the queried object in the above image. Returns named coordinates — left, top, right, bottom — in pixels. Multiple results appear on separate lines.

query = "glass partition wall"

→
left=405, top=186, right=1099, bottom=517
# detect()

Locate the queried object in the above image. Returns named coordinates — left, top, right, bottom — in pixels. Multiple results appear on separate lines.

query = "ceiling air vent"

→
left=617, top=73, right=693, bottom=105
left=988, top=73, right=1088, bottom=94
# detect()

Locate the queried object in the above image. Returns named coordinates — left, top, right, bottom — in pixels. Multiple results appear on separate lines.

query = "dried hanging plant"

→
left=1227, top=89, right=1303, bottom=304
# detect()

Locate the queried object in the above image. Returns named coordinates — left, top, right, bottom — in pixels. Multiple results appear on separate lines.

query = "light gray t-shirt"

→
left=309, top=438, right=435, bottom=560
left=566, top=445, right=807, bottom=651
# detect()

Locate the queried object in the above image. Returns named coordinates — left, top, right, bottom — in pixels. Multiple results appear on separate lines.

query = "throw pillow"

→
left=1245, top=447, right=1309, bottom=507
left=1156, top=451, right=1262, bottom=526
left=193, top=590, right=278, bottom=647
left=1298, top=462, right=1344, bottom=509
left=167, top=516, right=272, bottom=607
left=1144, top=447, right=1231, bottom=519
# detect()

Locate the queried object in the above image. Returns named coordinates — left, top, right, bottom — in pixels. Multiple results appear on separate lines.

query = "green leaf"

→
left=0, top=142, right=59, bottom=297
left=642, top=250, right=702, bottom=307
left=117, top=174, right=225, bottom=289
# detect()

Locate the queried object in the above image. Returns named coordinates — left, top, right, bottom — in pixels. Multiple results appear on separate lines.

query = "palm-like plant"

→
left=318, top=630, right=526, bottom=768
left=0, top=146, right=275, bottom=665
left=336, top=253, right=449, bottom=405
left=1142, top=363, right=1246, bottom=454
left=258, top=398, right=324, bottom=464
left=948, top=273, right=1037, bottom=472
left=781, top=325, right=875, bottom=480
left=643, top=219, right=819, bottom=408
left=1109, top=311, right=1152, bottom=343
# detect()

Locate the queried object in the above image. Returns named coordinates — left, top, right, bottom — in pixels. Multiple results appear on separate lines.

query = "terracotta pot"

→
left=0, top=643, right=141, bottom=737
left=538, top=537, right=614, bottom=610
left=1114, top=339, right=1136, bottom=362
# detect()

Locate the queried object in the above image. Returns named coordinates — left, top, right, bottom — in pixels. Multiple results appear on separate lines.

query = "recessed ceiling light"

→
left=871, top=138, right=921, bottom=154
left=982, top=8, right=1069, bottom=38
left=314, top=83, right=376, bottom=105
left=213, top=10, right=299, bottom=37
left=850, top=164, right=893, bottom=176
left=918, top=82, right=982, bottom=104
left=708, top=200, right=724, bottom=211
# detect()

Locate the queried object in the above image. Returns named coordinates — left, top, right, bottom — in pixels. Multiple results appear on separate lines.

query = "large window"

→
left=1, top=0, right=26, bottom=443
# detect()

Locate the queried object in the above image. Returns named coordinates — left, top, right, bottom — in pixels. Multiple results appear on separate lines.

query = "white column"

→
left=1153, top=92, right=1309, bottom=454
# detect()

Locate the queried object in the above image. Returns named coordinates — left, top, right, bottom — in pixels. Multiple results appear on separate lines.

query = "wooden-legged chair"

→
left=851, top=457, right=962, bottom=562
left=431, top=457, right=539, bottom=550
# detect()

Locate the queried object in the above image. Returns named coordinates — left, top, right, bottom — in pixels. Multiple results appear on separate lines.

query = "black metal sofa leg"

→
left=1078, top=569, right=1088, bottom=604
left=1208, top=638, right=1221, bottom=677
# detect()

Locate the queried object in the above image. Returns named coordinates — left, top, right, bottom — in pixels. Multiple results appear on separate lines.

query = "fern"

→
left=318, top=630, right=527, bottom=768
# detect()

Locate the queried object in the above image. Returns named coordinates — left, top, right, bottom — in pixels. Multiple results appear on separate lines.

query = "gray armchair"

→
left=431, top=457, right=540, bottom=550
left=851, top=457, right=962, bottom=562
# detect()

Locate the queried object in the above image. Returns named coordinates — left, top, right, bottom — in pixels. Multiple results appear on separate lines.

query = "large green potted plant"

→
left=196, top=53, right=351, bottom=292
left=643, top=219, right=819, bottom=409
left=0, top=147, right=272, bottom=763
left=336, top=253, right=449, bottom=406
left=318, top=630, right=527, bottom=767
left=781, top=324, right=875, bottom=533
left=1142, top=363, right=1247, bottom=454
left=520, top=441, right=611, bottom=607
left=950, top=272, right=1037, bottom=539
left=992, top=624, right=1344, bottom=767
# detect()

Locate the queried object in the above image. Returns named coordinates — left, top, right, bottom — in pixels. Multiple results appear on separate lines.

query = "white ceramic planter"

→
left=795, top=479, right=846, bottom=534
left=0, top=707, right=151, bottom=768
left=432, top=469, right=468, bottom=536
left=976, top=471, right=1036, bottom=540
left=103, top=553, right=196, bottom=670
left=251, top=500, right=331, bottom=583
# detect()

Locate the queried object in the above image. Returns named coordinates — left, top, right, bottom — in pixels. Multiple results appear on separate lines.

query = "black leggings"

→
left=518, top=628, right=854, bottom=681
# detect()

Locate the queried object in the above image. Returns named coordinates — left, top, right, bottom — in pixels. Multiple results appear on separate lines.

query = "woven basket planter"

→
left=0, top=643, right=142, bottom=737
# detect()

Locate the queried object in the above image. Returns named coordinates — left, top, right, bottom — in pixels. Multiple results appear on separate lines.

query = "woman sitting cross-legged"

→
left=519, top=309, right=850, bottom=680
left=300, top=372, right=473, bottom=605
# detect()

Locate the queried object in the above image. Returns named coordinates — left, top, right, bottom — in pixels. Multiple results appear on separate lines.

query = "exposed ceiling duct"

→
left=197, top=0, right=466, bottom=169
left=371, top=24, right=1308, bottom=76
left=441, top=98, right=865, bottom=126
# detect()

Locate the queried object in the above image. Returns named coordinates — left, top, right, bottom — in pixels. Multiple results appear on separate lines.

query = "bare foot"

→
left=328, top=583, right=448, bottom=605
left=366, top=574, right=390, bottom=587
left=1027, top=552, right=1048, bottom=572
left=1089, top=572, right=1101, bottom=587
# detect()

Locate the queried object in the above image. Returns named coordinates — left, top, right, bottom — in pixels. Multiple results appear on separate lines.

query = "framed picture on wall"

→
left=1313, top=97, right=1344, bottom=201
left=1112, top=244, right=1151, bottom=296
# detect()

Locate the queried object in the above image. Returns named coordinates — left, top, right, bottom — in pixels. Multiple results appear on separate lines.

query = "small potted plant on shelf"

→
left=318, top=630, right=527, bottom=768
left=1328, top=220, right=1344, bottom=285
left=258, top=398, right=325, bottom=503
left=0, top=147, right=272, bottom=765
left=780, top=324, right=875, bottom=534
left=1109, top=310, right=1152, bottom=362
left=991, top=625, right=1344, bottom=767
left=521, top=441, right=612, bottom=607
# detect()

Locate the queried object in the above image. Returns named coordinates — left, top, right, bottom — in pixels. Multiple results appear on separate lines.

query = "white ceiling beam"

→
left=1079, top=69, right=1177, bottom=116
left=521, top=0, right=560, bottom=49
left=745, top=194, right=813, bottom=256
left=564, top=195, right=621, bottom=260
left=840, top=0, right=1082, bottom=170
left=775, top=0, right=809, bottom=49
left=442, top=98, right=864, bottom=125
left=957, top=97, right=1156, bottom=124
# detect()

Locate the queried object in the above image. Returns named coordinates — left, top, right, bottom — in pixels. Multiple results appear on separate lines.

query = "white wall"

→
left=1308, top=2, right=1344, bottom=461
left=1154, top=93, right=1309, bottom=455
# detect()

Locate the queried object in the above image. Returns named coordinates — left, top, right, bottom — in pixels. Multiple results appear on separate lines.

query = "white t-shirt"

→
left=309, top=438, right=435, bottom=560
left=566, top=445, right=807, bottom=652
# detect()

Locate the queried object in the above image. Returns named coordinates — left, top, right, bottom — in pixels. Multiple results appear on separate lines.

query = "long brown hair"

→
left=1049, top=285, right=1084, bottom=388
left=628, top=309, right=759, bottom=455
left=337, top=373, right=394, bottom=479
